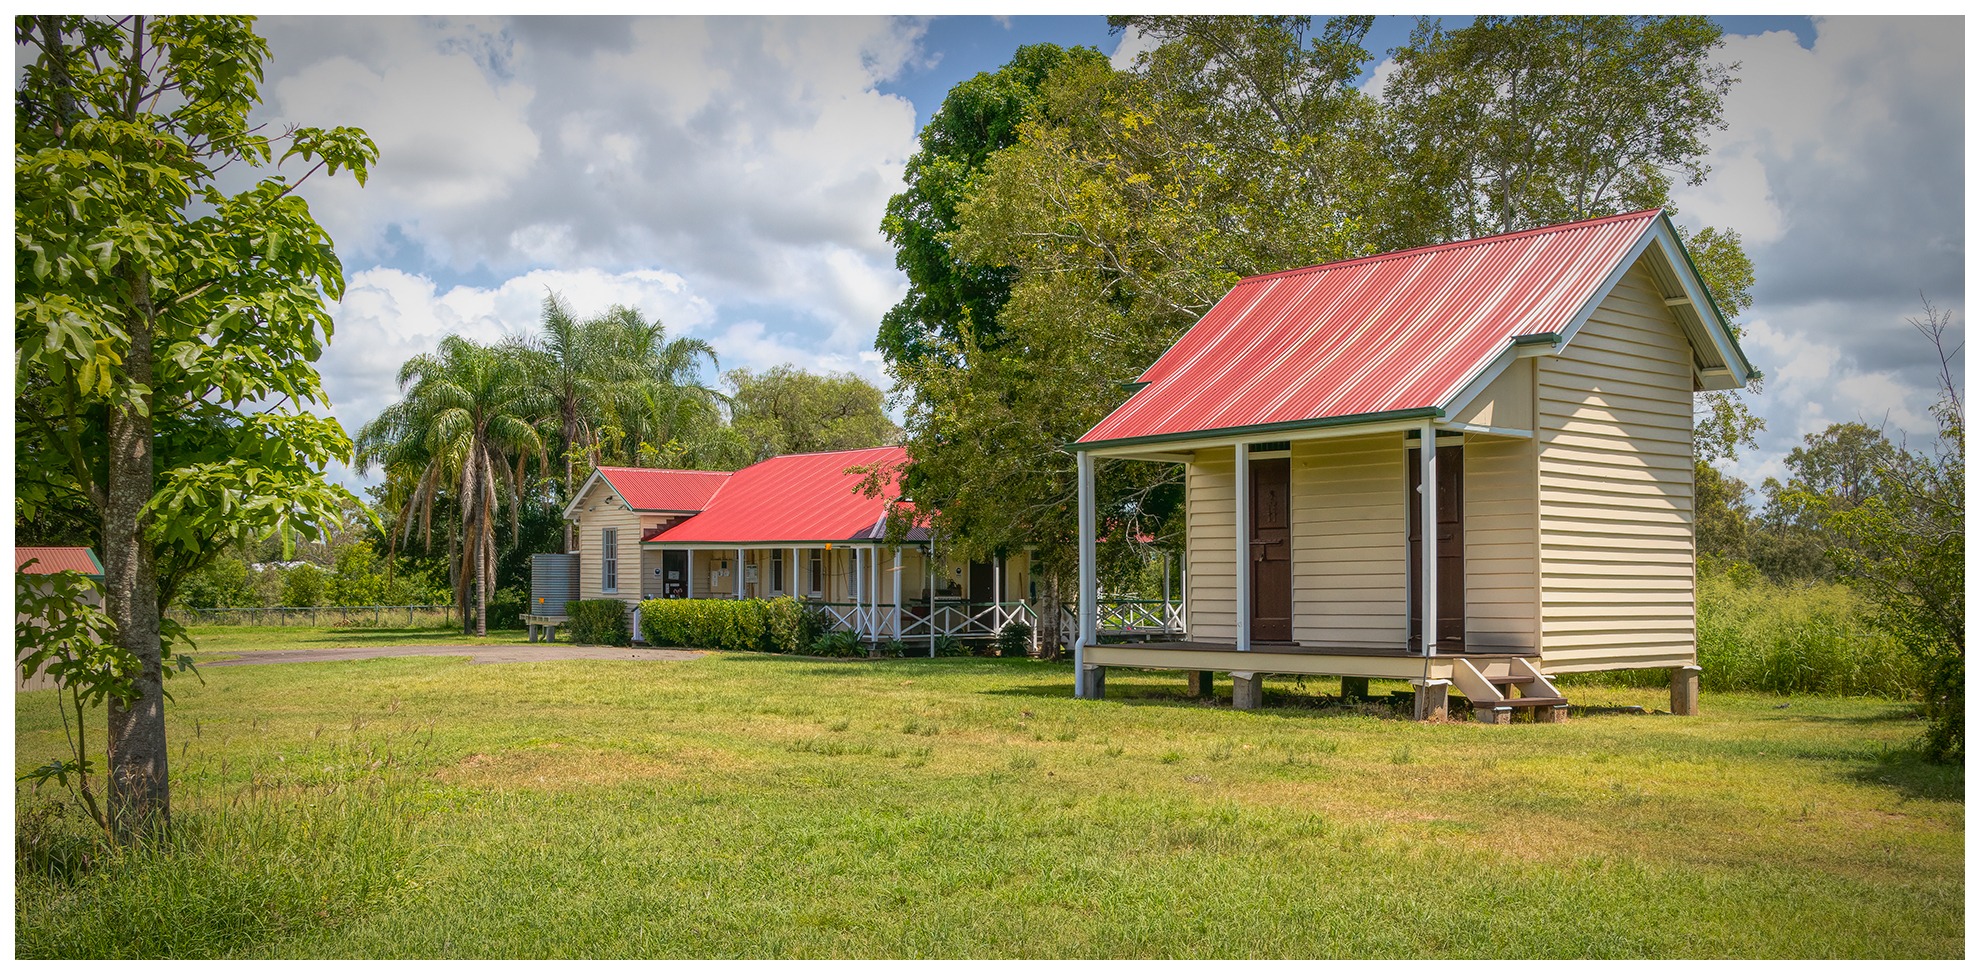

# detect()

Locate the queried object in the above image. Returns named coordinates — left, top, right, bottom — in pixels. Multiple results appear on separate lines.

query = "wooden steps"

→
left=1449, top=657, right=1570, bottom=724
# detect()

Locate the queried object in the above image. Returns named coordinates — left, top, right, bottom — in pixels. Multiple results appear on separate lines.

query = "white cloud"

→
left=1668, top=17, right=1963, bottom=483
left=1109, top=24, right=1159, bottom=69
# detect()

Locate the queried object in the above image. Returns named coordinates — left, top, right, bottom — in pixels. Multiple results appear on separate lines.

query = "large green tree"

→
left=1381, top=15, right=1735, bottom=239
left=724, top=365, right=898, bottom=463
left=876, top=43, right=1110, bottom=373
left=15, top=15, right=375, bottom=837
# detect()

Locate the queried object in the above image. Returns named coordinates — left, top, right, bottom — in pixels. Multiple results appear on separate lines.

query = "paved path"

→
left=198, top=644, right=706, bottom=668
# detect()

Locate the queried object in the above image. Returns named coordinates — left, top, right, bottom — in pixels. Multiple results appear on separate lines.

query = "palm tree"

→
left=358, top=335, right=546, bottom=636
left=586, top=305, right=724, bottom=467
left=515, top=293, right=620, bottom=547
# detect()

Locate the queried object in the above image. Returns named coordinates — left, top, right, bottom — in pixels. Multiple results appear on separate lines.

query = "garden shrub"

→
left=640, top=597, right=821, bottom=653
left=484, top=586, right=527, bottom=631
left=809, top=630, right=864, bottom=658
left=995, top=620, right=1033, bottom=658
left=565, top=599, right=630, bottom=646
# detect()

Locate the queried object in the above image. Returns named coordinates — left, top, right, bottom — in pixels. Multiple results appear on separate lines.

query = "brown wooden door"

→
left=1249, top=457, right=1293, bottom=643
left=1406, top=444, right=1465, bottom=650
left=969, top=559, right=994, bottom=611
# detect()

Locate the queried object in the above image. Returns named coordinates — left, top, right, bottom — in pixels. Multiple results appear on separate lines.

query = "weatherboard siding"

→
left=1185, top=447, right=1238, bottom=642
left=573, top=478, right=642, bottom=605
left=1536, top=261, right=1697, bottom=672
left=1464, top=433, right=1538, bottom=651
left=1291, top=434, right=1408, bottom=647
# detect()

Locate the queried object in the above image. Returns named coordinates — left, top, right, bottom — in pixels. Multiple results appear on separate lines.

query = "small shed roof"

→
left=649, top=446, right=922, bottom=546
left=1076, top=209, right=1755, bottom=450
left=17, top=546, right=104, bottom=577
left=565, top=466, right=730, bottom=518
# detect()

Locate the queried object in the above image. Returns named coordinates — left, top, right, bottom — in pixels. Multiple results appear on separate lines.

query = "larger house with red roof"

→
left=562, top=446, right=1043, bottom=646
left=1066, top=210, right=1757, bottom=721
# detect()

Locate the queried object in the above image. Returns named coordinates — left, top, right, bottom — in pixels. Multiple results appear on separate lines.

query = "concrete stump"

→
left=1231, top=672, right=1263, bottom=710
left=1671, top=665, right=1702, bottom=716
left=1340, top=676, right=1370, bottom=701
left=1188, top=670, right=1215, bottom=698
left=1411, top=680, right=1449, bottom=721
left=1538, top=704, right=1568, bottom=724
left=1080, top=664, right=1107, bottom=700
left=1474, top=706, right=1512, bottom=725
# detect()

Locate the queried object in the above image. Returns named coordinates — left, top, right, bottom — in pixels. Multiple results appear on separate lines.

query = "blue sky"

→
left=248, top=15, right=1962, bottom=493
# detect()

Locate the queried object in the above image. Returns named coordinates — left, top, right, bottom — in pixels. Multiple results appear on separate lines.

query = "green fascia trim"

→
left=1118, top=379, right=1151, bottom=393
left=1512, top=332, right=1561, bottom=347
left=1659, top=212, right=1761, bottom=383
left=1069, top=406, right=1444, bottom=453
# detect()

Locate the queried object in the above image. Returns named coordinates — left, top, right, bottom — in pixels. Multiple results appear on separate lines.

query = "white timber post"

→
left=1234, top=441, right=1252, bottom=652
left=685, top=548, right=694, bottom=598
left=790, top=546, right=799, bottom=598
left=1075, top=449, right=1098, bottom=697
left=993, top=554, right=1003, bottom=630
left=1419, top=421, right=1438, bottom=658
left=736, top=548, right=745, bottom=600
left=851, top=547, right=862, bottom=636
left=892, top=547, right=903, bottom=641
left=928, top=547, right=937, bottom=656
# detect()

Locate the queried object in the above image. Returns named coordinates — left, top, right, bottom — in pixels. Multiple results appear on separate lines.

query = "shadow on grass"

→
left=978, top=680, right=1423, bottom=720
left=1844, top=744, right=1965, bottom=801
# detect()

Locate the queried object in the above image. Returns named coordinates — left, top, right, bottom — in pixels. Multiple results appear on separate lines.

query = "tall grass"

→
left=1569, top=563, right=1916, bottom=697
left=1695, top=566, right=1916, bottom=697
left=15, top=781, right=419, bottom=958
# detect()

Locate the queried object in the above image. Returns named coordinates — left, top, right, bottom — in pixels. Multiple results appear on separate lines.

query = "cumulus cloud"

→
left=258, top=15, right=920, bottom=338
left=1669, top=17, right=1964, bottom=484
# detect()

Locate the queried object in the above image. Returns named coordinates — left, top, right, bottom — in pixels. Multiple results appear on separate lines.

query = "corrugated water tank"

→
left=530, top=553, right=580, bottom=617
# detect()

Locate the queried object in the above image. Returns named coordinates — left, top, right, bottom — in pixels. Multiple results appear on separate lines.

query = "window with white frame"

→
left=601, top=528, right=619, bottom=592
left=808, top=550, right=823, bottom=596
left=771, top=550, right=785, bottom=594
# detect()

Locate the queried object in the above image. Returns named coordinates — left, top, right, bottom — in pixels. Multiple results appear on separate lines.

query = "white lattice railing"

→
left=816, top=596, right=1183, bottom=648
left=1059, top=598, right=1187, bottom=644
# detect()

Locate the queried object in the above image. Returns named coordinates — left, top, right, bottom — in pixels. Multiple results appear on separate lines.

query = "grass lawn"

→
left=14, top=642, right=1963, bottom=958
left=178, top=624, right=530, bottom=657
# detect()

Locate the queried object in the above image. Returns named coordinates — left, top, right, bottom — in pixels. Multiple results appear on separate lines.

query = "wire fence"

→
left=167, top=605, right=457, bottom=628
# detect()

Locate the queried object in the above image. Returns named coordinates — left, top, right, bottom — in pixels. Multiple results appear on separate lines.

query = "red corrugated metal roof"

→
left=594, top=467, right=730, bottom=512
left=651, top=446, right=913, bottom=545
left=1078, top=210, right=1664, bottom=446
left=16, top=546, right=103, bottom=576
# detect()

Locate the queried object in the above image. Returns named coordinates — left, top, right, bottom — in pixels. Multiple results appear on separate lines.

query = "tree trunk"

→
left=475, top=521, right=489, bottom=637
left=1036, top=570, right=1064, bottom=661
left=105, top=253, right=168, bottom=839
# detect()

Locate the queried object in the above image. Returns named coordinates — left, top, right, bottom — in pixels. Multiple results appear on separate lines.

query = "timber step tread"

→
left=1485, top=674, right=1536, bottom=684
left=1474, top=696, right=1568, bottom=708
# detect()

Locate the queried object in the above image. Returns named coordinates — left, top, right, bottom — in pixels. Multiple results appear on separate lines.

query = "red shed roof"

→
left=1078, top=210, right=1707, bottom=448
left=650, top=446, right=918, bottom=545
left=584, top=466, right=730, bottom=513
left=17, top=546, right=104, bottom=576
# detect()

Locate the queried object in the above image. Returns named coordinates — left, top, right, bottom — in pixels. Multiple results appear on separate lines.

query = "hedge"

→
left=639, top=596, right=820, bottom=653
left=565, top=599, right=630, bottom=646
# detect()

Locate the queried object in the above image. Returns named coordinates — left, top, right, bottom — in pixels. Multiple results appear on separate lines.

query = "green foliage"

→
left=1692, top=561, right=1916, bottom=697
left=877, top=42, right=1111, bottom=370
left=355, top=335, right=547, bottom=636
left=931, top=636, right=968, bottom=658
left=723, top=365, right=899, bottom=463
left=808, top=629, right=864, bottom=658
left=15, top=14, right=375, bottom=833
left=1381, top=15, right=1733, bottom=238
left=15, top=15, right=378, bottom=602
left=175, top=555, right=259, bottom=610
left=995, top=619, right=1034, bottom=658
left=15, top=569, right=191, bottom=833
left=639, top=597, right=821, bottom=654
left=278, top=564, right=325, bottom=608
left=564, top=600, right=630, bottom=647
left=484, top=586, right=527, bottom=632
left=764, top=597, right=824, bottom=654
left=1802, top=306, right=1964, bottom=761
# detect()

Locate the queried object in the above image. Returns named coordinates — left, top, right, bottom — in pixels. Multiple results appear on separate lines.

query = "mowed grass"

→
left=15, top=648, right=1963, bottom=958
left=178, top=624, right=530, bottom=656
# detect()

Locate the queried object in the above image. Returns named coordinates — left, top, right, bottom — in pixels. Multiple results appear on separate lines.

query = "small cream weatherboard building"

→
left=1066, top=209, right=1758, bottom=721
